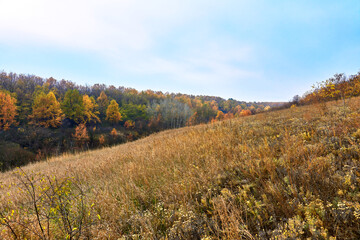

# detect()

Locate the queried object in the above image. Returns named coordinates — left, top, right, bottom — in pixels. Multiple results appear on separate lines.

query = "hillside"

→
left=0, top=71, right=281, bottom=171
left=1, top=98, right=360, bottom=239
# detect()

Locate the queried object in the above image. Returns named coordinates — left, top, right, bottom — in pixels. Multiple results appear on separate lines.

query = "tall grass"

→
left=1, top=98, right=360, bottom=239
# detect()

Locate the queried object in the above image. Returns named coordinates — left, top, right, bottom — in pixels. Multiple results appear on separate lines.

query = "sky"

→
left=0, top=0, right=359, bottom=102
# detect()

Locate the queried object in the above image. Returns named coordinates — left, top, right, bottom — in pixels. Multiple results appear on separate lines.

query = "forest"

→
left=0, top=71, right=281, bottom=171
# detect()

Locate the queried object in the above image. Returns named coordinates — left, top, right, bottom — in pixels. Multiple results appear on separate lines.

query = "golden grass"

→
left=1, top=98, right=360, bottom=239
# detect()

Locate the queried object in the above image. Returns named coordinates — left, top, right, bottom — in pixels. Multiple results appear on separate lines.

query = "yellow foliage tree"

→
left=83, top=95, right=100, bottom=124
left=215, top=111, right=225, bottom=121
left=29, top=91, right=64, bottom=128
left=106, top=100, right=122, bottom=124
left=0, top=91, right=18, bottom=131
left=315, top=73, right=353, bottom=116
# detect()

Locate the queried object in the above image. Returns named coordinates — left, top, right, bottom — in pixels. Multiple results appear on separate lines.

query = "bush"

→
left=0, top=142, right=35, bottom=171
left=0, top=169, right=97, bottom=239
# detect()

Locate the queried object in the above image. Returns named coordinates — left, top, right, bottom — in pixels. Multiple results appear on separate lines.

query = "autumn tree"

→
left=29, top=91, right=64, bottom=128
left=106, top=100, right=122, bottom=124
left=73, top=123, right=89, bottom=148
left=233, top=105, right=242, bottom=117
left=110, top=128, right=118, bottom=138
left=0, top=91, right=18, bottom=131
left=332, top=73, right=353, bottom=116
left=240, top=109, right=252, bottom=117
left=124, top=120, right=135, bottom=129
left=313, top=73, right=353, bottom=116
left=97, top=91, right=109, bottom=120
left=98, top=135, right=106, bottom=146
left=209, top=100, right=219, bottom=111
left=148, top=114, right=162, bottom=130
left=61, top=89, right=85, bottom=124
left=195, top=103, right=217, bottom=124
left=187, top=112, right=197, bottom=126
left=352, top=72, right=360, bottom=95
left=215, top=111, right=225, bottom=121
left=224, top=112, right=234, bottom=120
left=264, top=106, right=271, bottom=111
left=83, top=95, right=100, bottom=124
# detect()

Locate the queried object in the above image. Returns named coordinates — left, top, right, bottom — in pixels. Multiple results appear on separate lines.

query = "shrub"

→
left=0, top=169, right=96, bottom=239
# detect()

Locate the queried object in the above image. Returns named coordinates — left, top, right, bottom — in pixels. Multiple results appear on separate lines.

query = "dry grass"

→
left=1, top=98, right=360, bottom=239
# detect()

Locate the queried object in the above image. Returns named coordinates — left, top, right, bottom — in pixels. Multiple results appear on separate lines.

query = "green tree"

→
left=121, top=103, right=148, bottom=121
left=106, top=100, right=122, bottom=124
left=61, top=89, right=85, bottom=124
left=29, top=91, right=64, bottom=128
left=14, top=77, right=36, bottom=124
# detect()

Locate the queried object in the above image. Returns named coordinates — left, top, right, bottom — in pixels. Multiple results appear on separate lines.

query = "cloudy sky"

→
left=0, top=0, right=359, bottom=101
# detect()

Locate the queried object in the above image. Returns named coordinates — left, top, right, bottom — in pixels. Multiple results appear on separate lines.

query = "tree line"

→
left=0, top=71, right=277, bottom=171
left=286, top=72, right=360, bottom=108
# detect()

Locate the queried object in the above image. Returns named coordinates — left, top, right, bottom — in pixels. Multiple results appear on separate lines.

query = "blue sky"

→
left=0, top=0, right=359, bottom=102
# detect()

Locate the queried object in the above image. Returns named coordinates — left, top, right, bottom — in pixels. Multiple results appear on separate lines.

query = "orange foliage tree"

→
left=110, top=128, right=118, bottom=139
left=186, top=112, right=197, bottom=126
left=98, top=135, right=106, bottom=146
left=0, top=91, right=18, bottom=131
left=148, top=114, right=162, bottom=129
left=73, top=123, right=89, bottom=148
left=240, top=109, right=252, bottom=117
left=29, top=91, right=64, bottom=128
left=124, top=120, right=135, bottom=129
left=224, top=112, right=234, bottom=120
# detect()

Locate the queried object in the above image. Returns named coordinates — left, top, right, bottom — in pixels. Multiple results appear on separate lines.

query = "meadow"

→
left=0, top=97, right=359, bottom=239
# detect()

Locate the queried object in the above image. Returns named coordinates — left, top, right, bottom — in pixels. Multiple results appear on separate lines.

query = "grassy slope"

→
left=1, top=99, right=360, bottom=239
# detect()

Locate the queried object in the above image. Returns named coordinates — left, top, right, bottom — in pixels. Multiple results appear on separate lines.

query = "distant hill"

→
left=0, top=97, right=359, bottom=239
left=0, top=71, right=284, bottom=171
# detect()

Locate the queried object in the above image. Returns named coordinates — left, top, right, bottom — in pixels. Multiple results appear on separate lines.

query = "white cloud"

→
left=123, top=43, right=258, bottom=85
left=0, top=0, right=146, bottom=51
left=0, top=0, right=212, bottom=51
left=0, top=0, right=259, bottom=87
